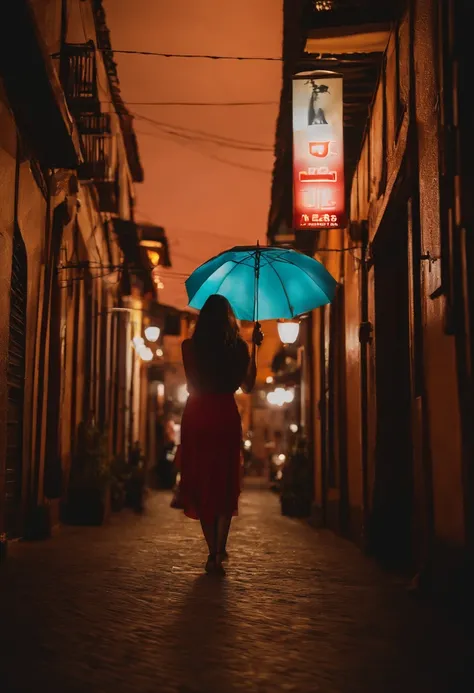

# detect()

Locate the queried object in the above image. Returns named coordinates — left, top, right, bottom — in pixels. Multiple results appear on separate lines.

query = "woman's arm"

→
left=241, top=342, right=257, bottom=394
left=182, top=339, right=196, bottom=392
left=241, top=323, right=263, bottom=394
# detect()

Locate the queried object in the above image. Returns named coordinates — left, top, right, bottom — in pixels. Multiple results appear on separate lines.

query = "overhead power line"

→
left=96, top=49, right=283, bottom=62
left=133, top=112, right=272, bottom=150
left=135, top=129, right=272, bottom=174
left=121, top=101, right=279, bottom=107
left=154, top=127, right=272, bottom=152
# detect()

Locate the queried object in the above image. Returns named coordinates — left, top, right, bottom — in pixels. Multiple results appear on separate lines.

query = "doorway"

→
left=324, top=284, right=349, bottom=534
left=369, top=204, right=414, bottom=569
left=5, top=226, right=27, bottom=537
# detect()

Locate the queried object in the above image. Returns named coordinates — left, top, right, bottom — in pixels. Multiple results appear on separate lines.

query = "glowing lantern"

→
left=277, top=321, right=300, bottom=344
left=147, top=249, right=160, bottom=266
left=139, top=346, right=153, bottom=362
left=144, top=325, right=160, bottom=342
left=177, top=384, right=189, bottom=404
left=266, top=387, right=295, bottom=407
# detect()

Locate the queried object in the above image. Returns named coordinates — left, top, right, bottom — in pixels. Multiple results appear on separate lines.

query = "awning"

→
left=137, top=223, right=172, bottom=268
left=0, top=0, right=82, bottom=169
left=113, top=219, right=155, bottom=296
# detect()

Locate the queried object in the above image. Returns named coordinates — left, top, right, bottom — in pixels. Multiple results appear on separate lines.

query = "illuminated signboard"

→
left=292, top=71, right=344, bottom=230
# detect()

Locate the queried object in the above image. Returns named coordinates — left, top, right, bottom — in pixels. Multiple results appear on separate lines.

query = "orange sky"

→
left=103, top=0, right=283, bottom=309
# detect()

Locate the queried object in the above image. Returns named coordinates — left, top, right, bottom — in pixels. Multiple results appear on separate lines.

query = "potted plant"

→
left=280, top=436, right=313, bottom=518
left=110, top=454, right=131, bottom=512
left=126, top=441, right=146, bottom=512
left=65, top=418, right=111, bottom=526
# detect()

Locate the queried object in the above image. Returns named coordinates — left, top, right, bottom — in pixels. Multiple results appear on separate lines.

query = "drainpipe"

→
left=60, top=0, right=68, bottom=48
left=359, top=222, right=371, bottom=551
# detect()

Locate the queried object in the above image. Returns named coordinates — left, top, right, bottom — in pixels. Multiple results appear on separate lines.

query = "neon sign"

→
left=292, top=72, right=345, bottom=230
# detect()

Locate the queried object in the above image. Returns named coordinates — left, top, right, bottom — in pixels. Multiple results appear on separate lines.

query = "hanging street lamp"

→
left=132, top=335, right=145, bottom=349
left=144, top=325, right=160, bottom=342
left=277, top=320, right=300, bottom=345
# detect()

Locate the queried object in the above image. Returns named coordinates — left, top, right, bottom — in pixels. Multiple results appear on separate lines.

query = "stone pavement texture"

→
left=0, top=485, right=473, bottom=693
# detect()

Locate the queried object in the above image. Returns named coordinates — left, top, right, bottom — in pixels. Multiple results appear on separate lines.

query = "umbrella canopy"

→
left=185, top=245, right=337, bottom=321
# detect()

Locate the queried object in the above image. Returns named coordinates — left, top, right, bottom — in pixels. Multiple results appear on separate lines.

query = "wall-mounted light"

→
left=266, top=387, right=295, bottom=406
left=144, top=325, right=160, bottom=342
left=277, top=320, right=300, bottom=344
left=139, top=346, right=153, bottom=362
left=177, top=384, right=189, bottom=404
left=273, top=452, right=286, bottom=466
left=132, top=335, right=145, bottom=349
left=147, top=249, right=161, bottom=267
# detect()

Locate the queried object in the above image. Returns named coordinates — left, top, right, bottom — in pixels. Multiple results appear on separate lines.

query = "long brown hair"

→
left=192, top=295, right=240, bottom=381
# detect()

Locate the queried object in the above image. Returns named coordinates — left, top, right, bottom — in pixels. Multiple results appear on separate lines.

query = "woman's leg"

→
left=216, top=515, right=232, bottom=557
left=200, top=519, right=217, bottom=556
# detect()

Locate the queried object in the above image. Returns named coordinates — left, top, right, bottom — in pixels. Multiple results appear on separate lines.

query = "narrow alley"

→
left=2, top=1, right=474, bottom=691
left=0, top=484, right=471, bottom=693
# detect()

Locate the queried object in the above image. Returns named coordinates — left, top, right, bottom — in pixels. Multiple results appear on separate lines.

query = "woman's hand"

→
left=252, top=322, right=264, bottom=347
left=242, top=324, right=262, bottom=394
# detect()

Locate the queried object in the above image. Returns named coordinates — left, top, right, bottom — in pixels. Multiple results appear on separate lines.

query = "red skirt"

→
left=179, top=393, right=242, bottom=522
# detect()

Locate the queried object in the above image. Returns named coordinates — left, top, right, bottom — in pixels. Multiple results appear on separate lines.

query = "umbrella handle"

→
left=252, top=322, right=263, bottom=351
left=253, top=245, right=261, bottom=323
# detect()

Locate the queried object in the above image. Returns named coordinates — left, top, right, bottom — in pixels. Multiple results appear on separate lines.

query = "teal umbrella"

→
left=185, top=244, right=337, bottom=321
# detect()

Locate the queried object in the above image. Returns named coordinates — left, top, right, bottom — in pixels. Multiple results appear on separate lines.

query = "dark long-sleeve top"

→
left=182, top=337, right=250, bottom=395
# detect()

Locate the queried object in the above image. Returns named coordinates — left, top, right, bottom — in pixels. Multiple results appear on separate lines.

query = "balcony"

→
left=138, top=224, right=172, bottom=268
left=76, top=113, right=113, bottom=183
left=60, top=42, right=99, bottom=114
left=94, top=181, right=119, bottom=214
left=77, top=112, right=111, bottom=135
left=60, top=43, right=114, bottom=183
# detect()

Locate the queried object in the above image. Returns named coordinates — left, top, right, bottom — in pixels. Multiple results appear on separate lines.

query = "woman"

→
left=180, top=294, right=263, bottom=574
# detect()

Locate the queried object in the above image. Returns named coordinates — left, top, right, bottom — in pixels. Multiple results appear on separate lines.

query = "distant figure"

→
left=180, top=294, right=263, bottom=575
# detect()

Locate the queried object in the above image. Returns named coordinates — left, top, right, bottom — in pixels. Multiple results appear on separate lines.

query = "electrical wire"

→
left=91, top=48, right=283, bottom=62
left=133, top=112, right=272, bottom=150
left=149, top=126, right=272, bottom=153
left=160, top=272, right=190, bottom=278
left=81, top=192, right=106, bottom=267
left=135, top=129, right=272, bottom=174
left=115, top=100, right=279, bottom=107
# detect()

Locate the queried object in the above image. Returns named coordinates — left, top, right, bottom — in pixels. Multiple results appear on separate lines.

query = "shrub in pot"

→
left=126, top=441, right=146, bottom=512
left=280, top=436, right=313, bottom=518
left=110, top=454, right=131, bottom=512
left=65, top=419, right=111, bottom=526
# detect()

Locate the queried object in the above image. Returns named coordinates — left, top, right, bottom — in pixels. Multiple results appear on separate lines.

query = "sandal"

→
left=205, top=554, right=217, bottom=573
left=215, top=553, right=227, bottom=575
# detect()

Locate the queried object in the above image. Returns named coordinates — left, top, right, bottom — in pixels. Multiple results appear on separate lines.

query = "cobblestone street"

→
left=0, top=484, right=472, bottom=693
